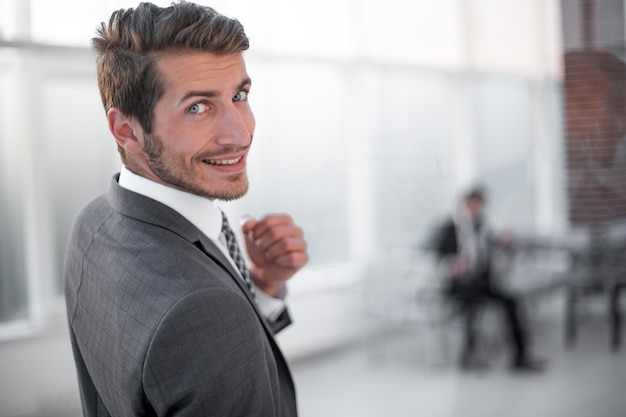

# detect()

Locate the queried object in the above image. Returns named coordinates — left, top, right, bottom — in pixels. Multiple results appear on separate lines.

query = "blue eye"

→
left=233, top=90, right=248, bottom=102
left=188, top=103, right=208, bottom=114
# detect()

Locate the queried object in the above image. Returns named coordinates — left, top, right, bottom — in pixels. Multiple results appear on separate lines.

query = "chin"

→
left=213, top=190, right=247, bottom=201
left=209, top=178, right=249, bottom=201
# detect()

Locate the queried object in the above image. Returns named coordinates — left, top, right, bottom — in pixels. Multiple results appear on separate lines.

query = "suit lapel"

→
left=193, top=234, right=279, bottom=340
left=194, top=236, right=261, bottom=309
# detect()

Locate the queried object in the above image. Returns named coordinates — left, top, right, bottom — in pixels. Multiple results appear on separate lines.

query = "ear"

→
left=107, top=107, right=145, bottom=155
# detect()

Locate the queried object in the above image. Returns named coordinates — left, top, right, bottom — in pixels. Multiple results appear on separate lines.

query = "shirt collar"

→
left=118, top=165, right=222, bottom=240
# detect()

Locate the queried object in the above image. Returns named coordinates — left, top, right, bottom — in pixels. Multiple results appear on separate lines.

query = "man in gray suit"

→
left=64, top=2, right=308, bottom=416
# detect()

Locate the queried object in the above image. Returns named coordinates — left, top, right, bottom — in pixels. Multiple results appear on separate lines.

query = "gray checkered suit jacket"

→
left=65, top=175, right=297, bottom=416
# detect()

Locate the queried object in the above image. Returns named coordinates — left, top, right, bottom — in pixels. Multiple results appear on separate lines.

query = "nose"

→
left=216, top=105, right=255, bottom=147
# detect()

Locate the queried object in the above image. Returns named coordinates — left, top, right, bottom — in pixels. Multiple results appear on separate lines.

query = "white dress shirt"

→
left=118, top=165, right=286, bottom=321
left=455, top=205, right=490, bottom=275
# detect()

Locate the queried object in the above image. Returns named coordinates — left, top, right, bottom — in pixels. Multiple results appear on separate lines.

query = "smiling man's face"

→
left=134, top=51, right=255, bottom=201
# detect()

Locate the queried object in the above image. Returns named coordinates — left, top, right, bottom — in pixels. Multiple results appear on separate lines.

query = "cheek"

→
left=243, top=107, right=256, bottom=135
left=153, top=134, right=196, bottom=164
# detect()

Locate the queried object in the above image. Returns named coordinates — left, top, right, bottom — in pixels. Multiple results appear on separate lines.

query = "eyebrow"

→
left=179, top=78, right=252, bottom=103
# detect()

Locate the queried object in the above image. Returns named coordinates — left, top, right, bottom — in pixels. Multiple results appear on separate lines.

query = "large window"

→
left=0, top=47, right=116, bottom=325
left=0, top=0, right=565, bottom=328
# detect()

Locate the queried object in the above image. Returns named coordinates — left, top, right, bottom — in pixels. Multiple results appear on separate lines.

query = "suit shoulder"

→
left=71, top=194, right=111, bottom=229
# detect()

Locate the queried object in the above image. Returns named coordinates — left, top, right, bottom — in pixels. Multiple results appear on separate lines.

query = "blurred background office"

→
left=1, top=0, right=625, bottom=416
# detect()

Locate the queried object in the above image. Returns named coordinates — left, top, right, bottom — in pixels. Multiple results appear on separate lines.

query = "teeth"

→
left=206, top=157, right=240, bottom=166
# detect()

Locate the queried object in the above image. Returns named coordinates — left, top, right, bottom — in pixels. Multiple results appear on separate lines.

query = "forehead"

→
left=155, top=51, right=249, bottom=93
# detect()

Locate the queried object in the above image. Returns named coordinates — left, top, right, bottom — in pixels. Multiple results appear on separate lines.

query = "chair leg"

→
left=565, top=287, right=577, bottom=348
left=610, top=284, right=623, bottom=352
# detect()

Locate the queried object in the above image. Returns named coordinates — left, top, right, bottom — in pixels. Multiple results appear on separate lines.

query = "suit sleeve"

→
left=143, top=288, right=279, bottom=417
left=269, top=308, right=292, bottom=334
left=434, top=219, right=459, bottom=259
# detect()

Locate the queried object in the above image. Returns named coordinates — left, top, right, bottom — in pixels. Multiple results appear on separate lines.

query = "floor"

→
left=290, top=295, right=626, bottom=417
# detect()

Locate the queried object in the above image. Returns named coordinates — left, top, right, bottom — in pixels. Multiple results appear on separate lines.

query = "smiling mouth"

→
left=204, top=156, right=243, bottom=166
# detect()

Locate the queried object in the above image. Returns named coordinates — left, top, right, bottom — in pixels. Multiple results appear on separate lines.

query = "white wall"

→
left=0, top=328, right=82, bottom=417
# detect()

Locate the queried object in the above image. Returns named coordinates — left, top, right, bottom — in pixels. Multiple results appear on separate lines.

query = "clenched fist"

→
left=241, top=214, right=308, bottom=297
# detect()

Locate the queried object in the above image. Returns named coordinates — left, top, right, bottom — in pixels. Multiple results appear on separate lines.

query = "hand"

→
left=241, top=214, right=308, bottom=297
left=451, top=256, right=470, bottom=278
left=498, top=231, right=514, bottom=248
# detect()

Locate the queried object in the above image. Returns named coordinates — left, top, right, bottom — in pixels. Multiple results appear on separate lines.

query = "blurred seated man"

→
left=434, top=186, right=545, bottom=372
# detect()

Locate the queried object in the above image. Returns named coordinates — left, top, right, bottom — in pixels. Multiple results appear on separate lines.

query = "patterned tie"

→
left=221, top=211, right=256, bottom=299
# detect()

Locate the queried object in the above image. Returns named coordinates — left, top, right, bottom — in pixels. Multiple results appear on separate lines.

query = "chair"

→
left=360, top=246, right=467, bottom=367
left=410, top=248, right=506, bottom=367
left=564, top=226, right=626, bottom=351
left=360, top=245, right=509, bottom=368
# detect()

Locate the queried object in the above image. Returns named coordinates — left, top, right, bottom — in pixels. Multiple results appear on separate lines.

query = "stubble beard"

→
left=143, top=133, right=249, bottom=201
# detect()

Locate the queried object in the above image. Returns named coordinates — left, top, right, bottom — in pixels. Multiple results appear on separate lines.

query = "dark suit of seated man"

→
left=434, top=186, right=545, bottom=372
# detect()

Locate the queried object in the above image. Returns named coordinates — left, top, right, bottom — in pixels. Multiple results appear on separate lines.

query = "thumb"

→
left=240, top=215, right=257, bottom=236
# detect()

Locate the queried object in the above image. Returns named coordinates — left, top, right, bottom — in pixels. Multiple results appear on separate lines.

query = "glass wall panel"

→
left=0, top=0, right=19, bottom=40
left=29, top=0, right=183, bottom=46
left=30, top=0, right=103, bottom=45
left=0, top=51, right=28, bottom=322
left=359, top=0, right=463, bottom=69
left=546, top=81, right=567, bottom=231
left=39, top=70, right=115, bottom=292
left=359, top=67, right=456, bottom=247
left=472, top=76, right=534, bottom=229
left=468, top=0, right=542, bottom=75
left=241, top=59, right=350, bottom=266
left=260, top=0, right=355, bottom=59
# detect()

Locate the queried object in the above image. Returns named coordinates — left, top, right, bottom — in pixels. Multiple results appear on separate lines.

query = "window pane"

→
left=360, top=0, right=463, bottom=69
left=473, top=76, right=534, bottom=229
left=29, top=0, right=174, bottom=46
left=0, top=51, right=28, bottom=323
left=0, top=0, right=19, bottom=40
left=242, top=59, right=350, bottom=265
left=359, top=68, right=456, bottom=247
left=40, top=70, right=115, bottom=292
left=468, top=0, right=562, bottom=78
